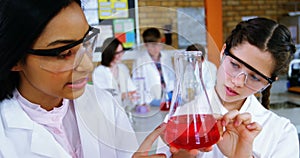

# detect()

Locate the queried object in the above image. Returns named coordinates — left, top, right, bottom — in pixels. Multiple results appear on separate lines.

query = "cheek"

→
left=155, top=46, right=162, bottom=52
left=216, top=68, right=226, bottom=85
left=148, top=47, right=156, bottom=52
left=28, top=69, right=68, bottom=89
left=21, top=59, right=70, bottom=92
left=215, top=69, right=225, bottom=88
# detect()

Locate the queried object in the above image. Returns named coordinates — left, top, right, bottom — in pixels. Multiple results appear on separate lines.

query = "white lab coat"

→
left=156, top=88, right=299, bottom=158
left=93, top=63, right=137, bottom=105
left=0, top=85, right=138, bottom=158
left=93, top=63, right=136, bottom=93
left=132, top=51, right=175, bottom=102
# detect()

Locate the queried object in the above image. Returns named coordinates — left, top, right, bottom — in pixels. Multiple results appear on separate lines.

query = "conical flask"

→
left=162, top=51, right=220, bottom=150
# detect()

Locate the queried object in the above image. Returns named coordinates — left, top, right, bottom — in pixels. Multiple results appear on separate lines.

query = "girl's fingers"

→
left=132, top=153, right=166, bottom=158
left=221, top=110, right=239, bottom=126
left=170, top=147, right=202, bottom=155
left=198, top=146, right=213, bottom=152
left=246, top=122, right=262, bottom=131
left=217, top=119, right=224, bottom=135
left=132, top=123, right=167, bottom=158
left=189, top=149, right=200, bottom=156
left=169, top=146, right=179, bottom=153
left=222, top=110, right=252, bottom=126
left=137, top=123, right=167, bottom=153
left=169, top=148, right=199, bottom=158
left=234, top=112, right=252, bottom=126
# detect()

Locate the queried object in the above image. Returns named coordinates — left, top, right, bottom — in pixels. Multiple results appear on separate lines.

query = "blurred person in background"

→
left=186, top=43, right=217, bottom=90
left=93, top=37, right=137, bottom=105
left=132, top=28, right=175, bottom=105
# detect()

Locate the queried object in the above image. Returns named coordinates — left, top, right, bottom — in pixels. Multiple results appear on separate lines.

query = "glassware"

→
left=160, top=88, right=172, bottom=111
left=132, top=77, right=150, bottom=113
left=162, top=51, right=220, bottom=150
left=123, top=89, right=138, bottom=125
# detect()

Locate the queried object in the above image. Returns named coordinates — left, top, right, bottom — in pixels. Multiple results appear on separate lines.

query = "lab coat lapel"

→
left=74, top=95, right=101, bottom=158
left=2, top=98, right=71, bottom=158
left=30, top=124, right=71, bottom=158
left=0, top=99, right=20, bottom=157
left=141, top=52, right=161, bottom=96
left=74, top=85, right=117, bottom=158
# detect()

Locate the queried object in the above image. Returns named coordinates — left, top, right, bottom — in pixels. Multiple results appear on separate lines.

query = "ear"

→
left=220, top=44, right=227, bottom=60
left=275, top=76, right=279, bottom=81
left=11, top=62, right=22, bottom=72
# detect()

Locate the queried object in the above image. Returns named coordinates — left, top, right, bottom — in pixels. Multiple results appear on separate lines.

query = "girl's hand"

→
left=217, top=110, right=262, bottom=158
left=133, top=123, right=197, bottom=158
left=122, top=91, right=138, bottom=101
left=132, top=124, right=167, bottom=158
left=169, top=147, right=200, bottom=158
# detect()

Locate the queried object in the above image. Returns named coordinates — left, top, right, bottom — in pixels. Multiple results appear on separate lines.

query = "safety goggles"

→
left=28, top=26, right=100, bottom=73
left=222, top=49, right=275, bottom=91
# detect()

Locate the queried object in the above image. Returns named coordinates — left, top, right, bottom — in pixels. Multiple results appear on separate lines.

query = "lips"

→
left=66, top=77, right=88, bottom=89
left=225, top=86, right=238, bottom=96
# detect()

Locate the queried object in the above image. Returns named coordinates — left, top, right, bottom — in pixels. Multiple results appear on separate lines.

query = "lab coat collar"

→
left=1, top=98, right=71, bottom=157
left=2, top=98, right=33, bottom=130
left=145, top=50, right=167, bottom=62
left=210, top=88, right=266, bottom=116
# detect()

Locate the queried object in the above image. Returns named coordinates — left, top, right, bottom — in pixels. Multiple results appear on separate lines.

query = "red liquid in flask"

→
left=163, top=114, right=220, bottom=150
left=160, top=101, right=171, bottom=111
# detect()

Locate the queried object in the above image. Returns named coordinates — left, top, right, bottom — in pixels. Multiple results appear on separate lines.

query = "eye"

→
left=57, top=50, right=75, bottom=59
left=249, top=73, right=261, bottom=82
left=230, top=60, right=240, bottom=69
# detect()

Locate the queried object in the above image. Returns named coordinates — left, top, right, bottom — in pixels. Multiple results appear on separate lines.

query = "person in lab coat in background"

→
left=186, top=43, right=217, bottom=90
left=93, top=37, right=137, bottom=105
left=0, top=0, right=139, bottom=157
left=132, top=28, right=175, bottom=104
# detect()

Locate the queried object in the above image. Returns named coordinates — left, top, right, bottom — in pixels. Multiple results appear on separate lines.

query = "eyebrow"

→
left=47, top=39, right=77, bottom=47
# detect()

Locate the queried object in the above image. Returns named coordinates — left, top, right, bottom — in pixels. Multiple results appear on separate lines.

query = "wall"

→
left=137, top=0, right=205, bottom=49
left=222, top=0, right=300, bottom=41
left=138, top=0, right=300, bottom=47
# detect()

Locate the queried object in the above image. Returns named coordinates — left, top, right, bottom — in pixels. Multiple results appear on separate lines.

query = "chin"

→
left=216, top=85, right=232, bottom=102
left=65, top=87, right=86, bottom=99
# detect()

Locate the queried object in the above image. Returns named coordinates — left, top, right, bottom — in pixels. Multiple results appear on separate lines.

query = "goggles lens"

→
left=28, top=26, right=99, bottom=73
left=222, top=52, right=271, bottom=91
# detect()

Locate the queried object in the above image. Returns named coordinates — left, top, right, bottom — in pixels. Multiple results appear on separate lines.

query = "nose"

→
left=75, top=53, right=94, bottom=72
left=232, top=72, right=247, bottom=87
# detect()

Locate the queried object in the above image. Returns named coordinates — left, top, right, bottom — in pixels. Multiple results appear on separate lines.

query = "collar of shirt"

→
left=14, top=90, right=82, bottom=157
left=14, top=90, right=69, bottom=128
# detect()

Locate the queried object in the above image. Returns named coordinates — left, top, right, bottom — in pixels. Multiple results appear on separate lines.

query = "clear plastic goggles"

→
left=222, top=49, right=274, bottom=91
left=28, top=26, right=99, bottom=73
